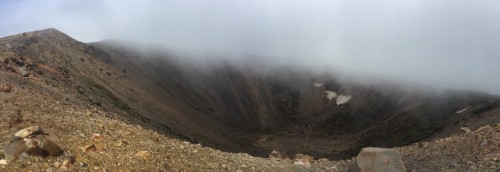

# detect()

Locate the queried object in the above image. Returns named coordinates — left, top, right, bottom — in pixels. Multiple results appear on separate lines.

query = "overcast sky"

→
left=1, top=0, right=499, bottom=94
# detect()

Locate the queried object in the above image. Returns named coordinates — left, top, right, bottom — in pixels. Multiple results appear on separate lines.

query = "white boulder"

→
left=348, top=147, right=405, bottom=172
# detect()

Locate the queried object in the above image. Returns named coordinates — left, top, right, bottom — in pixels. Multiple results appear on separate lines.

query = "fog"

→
left=1, top=0, right=499, bottom=95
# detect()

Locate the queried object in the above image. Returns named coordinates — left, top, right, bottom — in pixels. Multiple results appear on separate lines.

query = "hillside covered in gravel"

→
left=0, top=29, right=499, bottom=171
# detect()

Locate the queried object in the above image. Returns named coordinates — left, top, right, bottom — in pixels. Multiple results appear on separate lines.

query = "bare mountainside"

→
left=91, top=36, right=500, bottom=159
left=0, top=28, right=499, bottom=171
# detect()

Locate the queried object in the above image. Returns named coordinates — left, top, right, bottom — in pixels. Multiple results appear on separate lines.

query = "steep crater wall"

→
left=92, top=41, right=500, bottom=159
left=2, top=29, right=498, bottom=161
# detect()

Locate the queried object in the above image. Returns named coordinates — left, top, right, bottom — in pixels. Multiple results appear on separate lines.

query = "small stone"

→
left=318, top=158, right=328, bottom=162
left=0, top=159, right=8, bottom=165
left=206, top=162, right=218, bottom=169
left=117, top=140, right=129, bottom=146
left=480, top=139, right=488, bottom=146
left=0, top=84, right=12, bottom=92
left=60, top=156, right=76, bottom=169
left=11, top=126, right=44, bottom=141
left=469, top=166, right=477, bottom=171
left=475, top=125, right=490, bottom=133
left=14, top=66, right=29, bottom=77
left=83, top=144, right=96, bottom=153
left=293, top=154, right=312, bottom=167
left=293, top=160, right=307, bottom=166
left=91, top=133, right=104, bottom=142
left=135, top=151, right=151, bottom=160
left=460, top=127, right=472, bottom=133
left=269, top=150, right=286, bottom=159
left=418, top=142, right=424, bottom=148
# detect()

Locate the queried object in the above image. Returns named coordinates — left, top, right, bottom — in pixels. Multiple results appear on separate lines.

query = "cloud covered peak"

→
left=1, top=0, right=499, bottom=94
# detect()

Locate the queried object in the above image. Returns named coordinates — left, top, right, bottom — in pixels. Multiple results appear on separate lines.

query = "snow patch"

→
left=313, top=82, right=324, bottom=88
left=324, top=89, right=352, bottom=105
left=324, top=91, right=337, bottom=101
left=336, top=95, right=352, bottom=105
left=456, top=106, right=471, bottom=113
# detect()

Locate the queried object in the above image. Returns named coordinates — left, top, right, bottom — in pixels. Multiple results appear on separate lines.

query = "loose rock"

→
left=53, top=161, right=61, bottom=168
left=293, top=154, right=313, bottom=167
left=3, top=139, right=27, bottom=162
left=3, top=126, right=63, bottom=162
left=460, top=127, right=472, bottom=133
left=117, top=140, right=129, bottom=146
left=475, top=125, right=490, bottom=133
left=348, top=147, right=406, bottom=172
left=11, top=126, right=44, bottom=141
left=480, top=139, right=488, bottom=146
left=135, top=151, right=152, bottom=160
left=0, top=159, right=8, bottom=165
left=83, top=144, right=96, bottom=153
left=60, top=156, right=76, bottom=169
left=269, top=150, right=287, bottom=159
left=0, top=84, right=12, bottom=92
left=14, top=66, right=29, bottom=77
left=91, top=133, right=104, bottom=142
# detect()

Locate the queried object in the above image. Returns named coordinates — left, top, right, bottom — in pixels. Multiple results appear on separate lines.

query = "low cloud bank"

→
left=1, top=0, right=499, bottom=95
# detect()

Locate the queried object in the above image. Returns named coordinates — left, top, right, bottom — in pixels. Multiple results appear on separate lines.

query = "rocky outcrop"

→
left=3, top=126, right=64, bottom=162
left=399, top=124, right=500, bottom=171
left=348, top=147, right=405, bottom=172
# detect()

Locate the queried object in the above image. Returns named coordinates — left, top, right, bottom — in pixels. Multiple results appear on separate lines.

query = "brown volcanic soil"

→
left=0, top=29, right=499, bottom=171
left=0, top=86, right=344, bottom=171
left=93, top=39, right=500, bottom=160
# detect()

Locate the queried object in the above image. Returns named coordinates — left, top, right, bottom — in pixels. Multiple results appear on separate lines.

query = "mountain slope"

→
left=92, top=37, right=500, bottom=159
left=0, top=29, right=499, bottom=171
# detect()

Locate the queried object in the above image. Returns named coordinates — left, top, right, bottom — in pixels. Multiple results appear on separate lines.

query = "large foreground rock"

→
left=3, top=126, right=64, bottom=162
left=348, top=147, right=405, bottom=172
